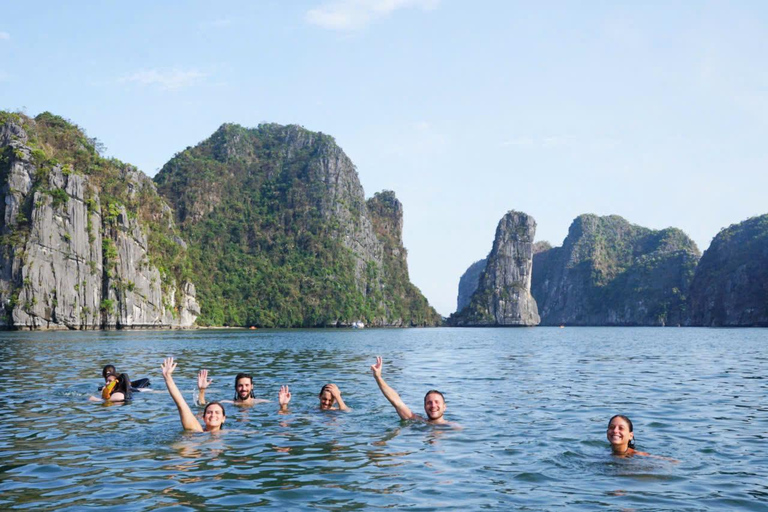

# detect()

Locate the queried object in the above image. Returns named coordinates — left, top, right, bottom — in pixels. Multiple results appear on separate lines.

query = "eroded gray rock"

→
left=452, top=210, right=540, bottom=326
left=0, top=119, right=199, bottom=330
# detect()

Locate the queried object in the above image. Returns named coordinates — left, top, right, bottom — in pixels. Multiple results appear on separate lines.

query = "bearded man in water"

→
left=197, top=370, right=290, bottom=409
left=370, top=356, right=447, bottom=424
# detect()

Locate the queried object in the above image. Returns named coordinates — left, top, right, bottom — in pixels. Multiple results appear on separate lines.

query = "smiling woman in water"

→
left=607, top=415, right=650, bottom=457
left=161, top=357, right=225, bottom=433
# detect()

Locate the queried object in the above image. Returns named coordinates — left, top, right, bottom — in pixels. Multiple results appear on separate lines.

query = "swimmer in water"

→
left=99, top=364, right=150, bottom=391
left=319, top=383, right=349, bottom=411
left=90, top=372, right=131, bottom=402
left=161, top=357, right=225, bottom=433
left=607, top=415, right=650, bottom=457
left=197, top=369, right=288, bottom=411
left=370, top=356, right=448, bottom=424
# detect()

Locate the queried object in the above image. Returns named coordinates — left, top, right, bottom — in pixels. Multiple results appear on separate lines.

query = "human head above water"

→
left=423, top=390, right=446, bottom=421
left=319, top=385, right=335, bottom=409
left=234, top=373, right=254, bottom=401
left=607, top=414, right=636, bottom=451
left=203, top=401, right=226, bottom=430
left=424, top=390, right=445, bottom=405
left=102, top=364, right=116, bottom=380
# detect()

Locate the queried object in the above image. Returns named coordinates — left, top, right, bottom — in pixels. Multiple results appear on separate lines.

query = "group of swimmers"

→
left=93, top=357, right=649, bottom=458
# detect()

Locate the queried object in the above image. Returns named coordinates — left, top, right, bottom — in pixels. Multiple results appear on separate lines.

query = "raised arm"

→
left=197, top=369, right=212, bottom=405
left=370, top=356, right=415, bottom=420
left=161, top=357, right=203, bottom=432
left=278, top=385, right=291, bottom=413
left=327, top=383, right=350, bottom=411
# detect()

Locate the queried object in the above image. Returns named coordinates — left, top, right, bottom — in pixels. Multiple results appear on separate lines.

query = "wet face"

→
left=236, top=377, right=253, bottom=401
left=423, top=392, right=446, bottom=421
left=607, top=417, right=634, bottom=450
left=203, top=404, right=225, bottom=430
left=105, top=374, right=117, bottom=384
left=319, top=390, right=335, bottom=410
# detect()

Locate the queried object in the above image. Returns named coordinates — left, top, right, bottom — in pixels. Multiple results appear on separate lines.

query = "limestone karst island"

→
left=2, top=111, right=767, bottom=329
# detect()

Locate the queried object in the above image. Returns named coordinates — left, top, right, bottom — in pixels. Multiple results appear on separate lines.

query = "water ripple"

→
left=1, top=327, right=767, bottom=510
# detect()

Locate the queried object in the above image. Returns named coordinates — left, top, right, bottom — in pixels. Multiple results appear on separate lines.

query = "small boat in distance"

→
left=351, top=321, right=365, bottom=329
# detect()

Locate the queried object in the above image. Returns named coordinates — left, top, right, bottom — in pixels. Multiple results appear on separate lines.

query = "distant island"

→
left=1, top=112, right=439, bottom=329
left=453, top=211, right=768, bottom=327
left=2, top=110, right=767, bottom=330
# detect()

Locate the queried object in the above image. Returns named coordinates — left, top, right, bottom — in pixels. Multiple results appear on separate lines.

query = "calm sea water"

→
left=0, top=327, right=766, bottom=511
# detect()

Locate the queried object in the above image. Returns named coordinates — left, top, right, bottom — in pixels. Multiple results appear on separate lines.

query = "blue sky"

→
left=2, top=1, right=768, bottom=316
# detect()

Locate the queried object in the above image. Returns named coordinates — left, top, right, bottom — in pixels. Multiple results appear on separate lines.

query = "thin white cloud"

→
left=0, top=32, right=10, bottom=40
left=119, top=68, right=208, bottom=90
left=306, top=0, right=439, bottom=31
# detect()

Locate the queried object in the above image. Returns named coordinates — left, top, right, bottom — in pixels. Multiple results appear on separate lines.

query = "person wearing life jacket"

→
left=99, top=364, right=150, bottom=392
left=91, top=372, right=132, bottom=402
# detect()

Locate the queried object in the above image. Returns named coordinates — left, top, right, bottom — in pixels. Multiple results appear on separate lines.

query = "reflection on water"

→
left=0, top=327, right=766, bottom=510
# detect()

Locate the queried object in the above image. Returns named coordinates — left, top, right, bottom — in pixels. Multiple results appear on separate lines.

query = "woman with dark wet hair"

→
left=607, top=415, right=650, bottom=457
left=162, top=357, right=225, bottom=433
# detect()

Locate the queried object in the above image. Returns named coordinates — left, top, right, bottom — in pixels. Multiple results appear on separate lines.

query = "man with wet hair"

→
left=197, top=369, right=289, bottom=409
left=370, top=356, right=447, bottom=424
left=232, top=372, right=257, bottom=402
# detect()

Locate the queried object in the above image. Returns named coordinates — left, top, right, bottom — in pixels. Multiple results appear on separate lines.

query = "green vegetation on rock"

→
left=689, top=214, right=768, bottom=326
left=154, top=123, right=440, bottom=327
left=367, top=191, right=439, bottom=326
left=1, top=111, right=195, bottom=329
left=531, top=214, right=700, bottom=326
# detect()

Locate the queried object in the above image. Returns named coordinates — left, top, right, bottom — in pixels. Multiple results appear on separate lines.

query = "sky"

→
left=2, top=1, right=768, bottom=316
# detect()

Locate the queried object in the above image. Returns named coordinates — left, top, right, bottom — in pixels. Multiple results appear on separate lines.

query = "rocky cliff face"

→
left=450, top=211, right=539, bottom=326
left=456, top=241, right=552, bottom=314
left=688, top=215, right=768, bottom=326
left=154, top=123, right=440, bottom=327
left=531, top=214, right=699, bottom=326
left=456, top=258, right=487, bottom=314
left=366, top=191, right=440, bottom=326
left=0, top=112, right=198, bottom=329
